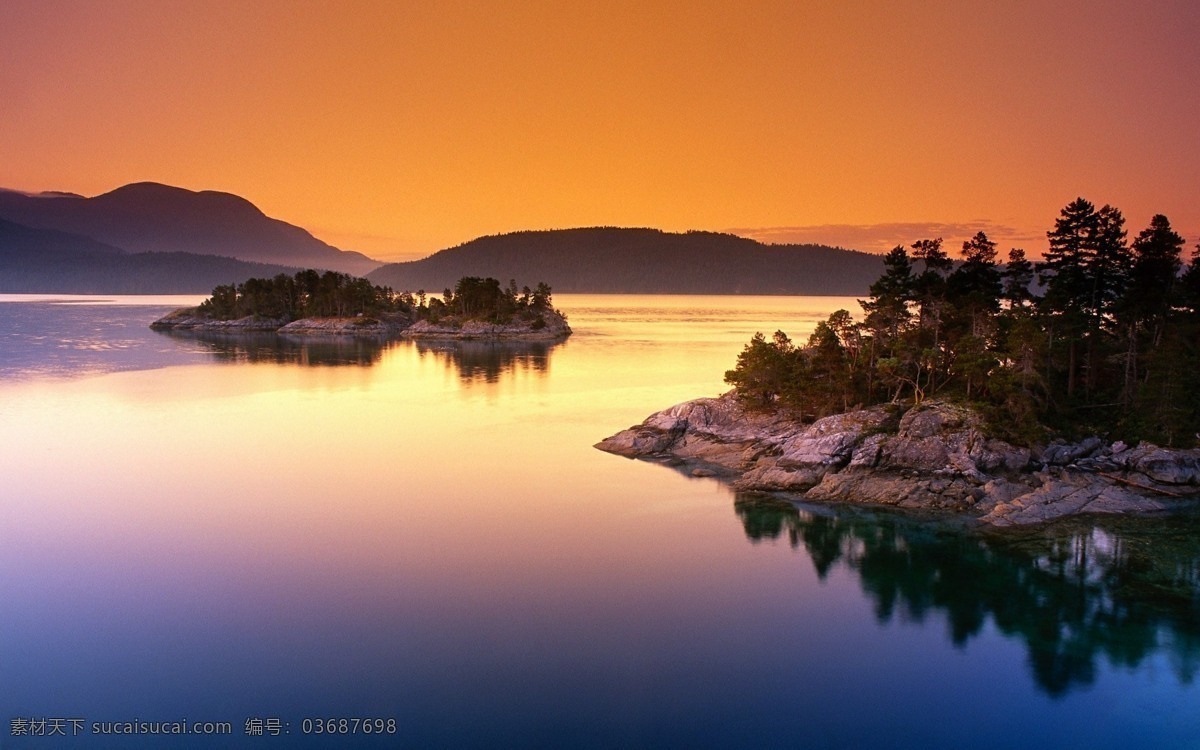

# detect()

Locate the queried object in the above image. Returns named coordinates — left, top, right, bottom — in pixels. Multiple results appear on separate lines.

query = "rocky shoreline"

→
left=400, top=311, right=571, bottom=341
left=596, top=393, right=1200, bottom=526
left=150, top=307, right=571, bottom=340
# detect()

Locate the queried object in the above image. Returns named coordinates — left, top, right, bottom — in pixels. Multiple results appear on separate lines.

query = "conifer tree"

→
left=859, top=246, right=914, bottom=399
left=947, top=231, right=1002, bottom=337
left=1121, top=215, right=1184, bottom=344
left=1039, top=198, right=1096, bottom=399
left=1002, top=248, right=1036, bottom=308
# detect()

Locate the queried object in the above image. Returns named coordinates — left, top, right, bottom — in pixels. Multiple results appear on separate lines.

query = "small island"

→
left=599, top=199, right=1200, bottom=526
left=151, top=270, right=571, bottom=341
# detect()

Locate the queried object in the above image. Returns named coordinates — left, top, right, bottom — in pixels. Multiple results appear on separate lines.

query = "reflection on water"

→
left=5, top=294, right=1198, bottom=748
left=735, top=495, right=1200, bottom=697
left=160, top=330, right=397, bottom=367
left=413, top=339, right=556, bottom=383
left=155, top=330, right=564, bottom=379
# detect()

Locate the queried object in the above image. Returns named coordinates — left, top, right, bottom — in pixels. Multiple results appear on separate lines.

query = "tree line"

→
left=197, top=270, right=556, bottom=325
left=725, top=198, right=1200, bottom=446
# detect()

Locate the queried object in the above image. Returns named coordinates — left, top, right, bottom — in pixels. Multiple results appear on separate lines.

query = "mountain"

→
left=0, top=216, right=126, bottom=258
left=0, top=182, right=380, bottom=276
left=0, top=217, right=295, bottom=293
left=368, top=228, right=884, bottom=295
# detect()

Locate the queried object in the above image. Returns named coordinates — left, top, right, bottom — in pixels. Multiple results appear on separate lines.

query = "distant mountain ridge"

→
left=2, top=184, right=887, bottom=296
left=0, top=182, right=379, bottom=276
left=368, top=228, right=883, bottom=295
left=0, top=217, right=296, bottom=294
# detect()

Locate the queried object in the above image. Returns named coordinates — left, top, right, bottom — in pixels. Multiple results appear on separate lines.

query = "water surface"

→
left=1, top=294, right=1197, bottom=748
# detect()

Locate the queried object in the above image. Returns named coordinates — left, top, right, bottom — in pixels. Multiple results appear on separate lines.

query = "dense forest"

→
left=368, top=227, right=884, bottom=295
left=196, top=270, right=557, bottom=325
left=725, top=199, right=1200, bottom=447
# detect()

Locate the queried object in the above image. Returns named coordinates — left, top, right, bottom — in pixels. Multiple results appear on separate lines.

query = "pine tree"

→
left=1039, top=198, right=1096, bottom=399
left=724, top=331, right=799, bottom=408
left=947, top=231, right=1002, bottom=338
left=1002, top=248, right=1036, bottom=308
left=1080, top=204, right=1130, bottom=397
left=859, top=246, right=914, bottom=400
left=1121, top=215, right=1184, bottom=343
left=1037, top=198, right=1129, bottom=400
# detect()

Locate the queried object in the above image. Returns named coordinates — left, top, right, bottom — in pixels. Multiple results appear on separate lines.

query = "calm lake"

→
left=1, top=294, right=1198, bottom=749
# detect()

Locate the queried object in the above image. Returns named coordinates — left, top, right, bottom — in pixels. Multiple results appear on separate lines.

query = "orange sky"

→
left=2, top=0, right=1197, bottom=261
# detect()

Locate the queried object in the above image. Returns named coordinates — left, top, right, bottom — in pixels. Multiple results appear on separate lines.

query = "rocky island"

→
left=150, top=271, right=571, bottom=341
left=601, top=201, right=1200, bottom=527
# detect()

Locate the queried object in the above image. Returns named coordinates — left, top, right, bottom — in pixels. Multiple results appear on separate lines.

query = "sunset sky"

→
left=3, top=0, right=1198, bottom=261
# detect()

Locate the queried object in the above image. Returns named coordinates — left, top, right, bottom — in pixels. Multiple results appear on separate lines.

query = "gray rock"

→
left=152, top=308, right=414, bottom=337
left=277, top=313, right=411, bottom=335
left=898, top=402, right=974, bottom=438
left=973, top=439, right=1032, bottom=473
left=879, top=436, right=951, bottom=472
left=402, top=310, right=571, bottom=341
left=1042, top=437, right=1104, bottom=466
left=848, top=433, right=886, bottom=468
left=596, top=394, right=1199, bottom=526
left=149, top=308, right=284, bottom=331
left=1125, top=444, right=1200, bottom=485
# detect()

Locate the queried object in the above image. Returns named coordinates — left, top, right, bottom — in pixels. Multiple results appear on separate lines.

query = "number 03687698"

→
left=300, top=718, right=396, bottom=734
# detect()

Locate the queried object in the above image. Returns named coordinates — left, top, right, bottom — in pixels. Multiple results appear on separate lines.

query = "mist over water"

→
left=1, top=294, right=1197, bottom=748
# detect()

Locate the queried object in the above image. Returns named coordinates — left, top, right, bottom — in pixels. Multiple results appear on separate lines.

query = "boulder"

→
left=1124, top=444, right=1200, bottom=485
left=1041, top=437, right=1104, bottom=466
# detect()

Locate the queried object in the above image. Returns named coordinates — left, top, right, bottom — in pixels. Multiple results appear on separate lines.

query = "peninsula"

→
left=151, top=271, right=571, bottom=341
left=599, top=200, right=1200, bottom=526
left=597, top=394, right=1199, bottom=527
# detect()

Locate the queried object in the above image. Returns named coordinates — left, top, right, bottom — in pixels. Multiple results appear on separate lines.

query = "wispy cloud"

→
left=727, top=222, right=1046, bottom=256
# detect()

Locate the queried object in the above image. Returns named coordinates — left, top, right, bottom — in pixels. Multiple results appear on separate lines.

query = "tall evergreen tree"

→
left=909, top=238, right=952, bottom=386
left=1084, top=204, right=1130, bottom=329
left=1037, top=198, right=1130, bottom=400
left=802, top=321, right=852, bottom=416
left=947, top=231, right=1002, bottom=337
left=1120, top=215, right=1184, bottom=343
left=1080, top=204, right=1130, bottom=396
left=1112, top=215, right=1184, bottom=408
left=1002, top=248, right=1036, bottom=308
left=860, top=246, right=914, bottom=400
left=860, top=245, right=914, bottom=350
left=1038, top=198, right=1096, bottom=399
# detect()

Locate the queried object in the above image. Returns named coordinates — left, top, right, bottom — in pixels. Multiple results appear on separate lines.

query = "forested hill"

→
left=0, top=217, right=295, bottom=293
left=367, top=228, right=884, bottom=295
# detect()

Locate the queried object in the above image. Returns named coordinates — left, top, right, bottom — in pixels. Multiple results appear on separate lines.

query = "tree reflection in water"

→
left=413, top=339, right=556, bottom=383
left=162, top=331, right=395, bottom=366
left=734, top=494, right=1200, bottom=697
left=160, top=330, right=562, bottom=380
